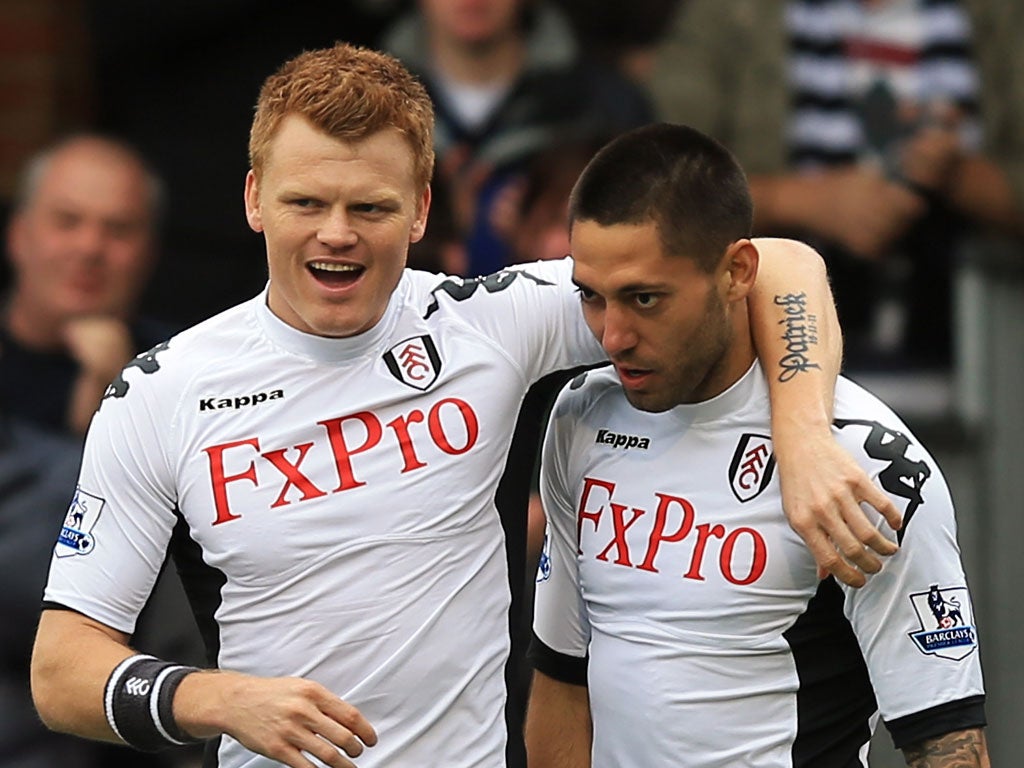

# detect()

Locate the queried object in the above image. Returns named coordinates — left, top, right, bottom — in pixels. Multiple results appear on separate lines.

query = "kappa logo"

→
left=729, top=433, right=775, bottom=502
left=56, top=486, right=105, bottom=558
left=907, top=584, right=978, bottom=661
left=200, top=389, right=285, bottom=411
left=384, top=335, right=442, bottom=391
left=595, top=428, right=651, bottom=450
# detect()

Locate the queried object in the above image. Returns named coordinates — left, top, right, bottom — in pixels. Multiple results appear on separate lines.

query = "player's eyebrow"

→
left=572, top=276, right=671, bottom=296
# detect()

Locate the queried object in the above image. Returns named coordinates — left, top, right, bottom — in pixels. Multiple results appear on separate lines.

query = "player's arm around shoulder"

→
left=748, top=238, right=902, bottom=587
left=32, top=609, right=377, bottom=768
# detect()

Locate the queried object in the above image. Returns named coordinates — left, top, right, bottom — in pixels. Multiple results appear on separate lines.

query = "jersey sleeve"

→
left=832, top=398, right=986, bottom=749
left=530, top=382, right=591, bottom=684
left=42, top=345, right=181, bottom=635
left=420, top=258, right=606, bottom=383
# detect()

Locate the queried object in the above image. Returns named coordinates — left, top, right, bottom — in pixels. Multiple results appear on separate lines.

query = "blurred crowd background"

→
left=0, top=1, right=1021, bottom=766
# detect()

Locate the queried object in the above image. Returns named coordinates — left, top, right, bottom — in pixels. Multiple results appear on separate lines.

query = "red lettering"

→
left=262, top=442, right=327, bottom=508
left=318, top=412, right=383, bottom=491
left=201, top=398, right=484, bottom=522
left=386, top=410, right=427, bottom=472
left=638, top=493, right=695, bottom=573
left=578, top=481, right=769, bottom=585
left=720, top=527, right=768, bottom=585
left=204, top=438, right=260, bottom=525
left=427, top=398, right=478, bottom=455
left=577, top=476, right=616, bottom=552
left=595, top=502, right=646, bottom=566
left=739, top=444, right=770, bottom=490
left=682, top=523, right=726, bottom=581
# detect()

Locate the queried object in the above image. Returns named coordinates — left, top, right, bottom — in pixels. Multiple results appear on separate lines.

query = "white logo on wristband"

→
left=125, top=677, right=152, bottom=696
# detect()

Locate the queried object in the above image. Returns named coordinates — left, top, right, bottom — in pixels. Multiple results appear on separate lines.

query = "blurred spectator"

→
left=0, top=410, right=97, bottom=768
left=1, top=135, right=202, bottom=768
left=379, top=0, right=655, bottom=276
left=550, top=0, right=682, bottom=83
left=0, top=406, right=201, bottom=768
left=2, top=134, right=168, bottom=436
left=494, top=135, right=608, bottom=266
left=406, top=172, right=468, bottom=274
left=649, top=0, right=1024, bottom=370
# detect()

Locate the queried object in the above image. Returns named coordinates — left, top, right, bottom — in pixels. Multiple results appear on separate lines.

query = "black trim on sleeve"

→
left=885, top=695, right=987, bottom=750
left=40, top=600, right=80, bottom=613
left=527, top=631, right=588, bottom=686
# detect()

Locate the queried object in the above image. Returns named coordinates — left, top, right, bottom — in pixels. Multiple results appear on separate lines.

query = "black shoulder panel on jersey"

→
left=168, top=507, right=225, bottom=668
left=101, top=339, right=171, bottom=405
left=783, top=578, right=877, bottom=767
left=528, top=631, right=588, bottom=686
left=833, top=418, right=932, bottom=544
left=885, top=694, right=986, bottom=751
left=422, top=269, right=555, bottom=319
left=168, top=508, right=226, bottom=768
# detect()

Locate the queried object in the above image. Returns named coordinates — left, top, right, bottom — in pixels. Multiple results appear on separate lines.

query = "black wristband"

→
left=156, top=665, right=201, bottom=745
left=104, top=654, right=202, bottom=751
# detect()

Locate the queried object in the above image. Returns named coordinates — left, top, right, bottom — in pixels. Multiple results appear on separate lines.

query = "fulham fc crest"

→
left=384, top=335, right=442, bottom=391
left=729, top=433, right=776, bottom=502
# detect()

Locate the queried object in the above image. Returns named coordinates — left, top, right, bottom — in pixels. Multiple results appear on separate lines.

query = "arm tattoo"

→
left=773, top=293, right=821, bottom=382
left=903, top=727, right=990, bottom=767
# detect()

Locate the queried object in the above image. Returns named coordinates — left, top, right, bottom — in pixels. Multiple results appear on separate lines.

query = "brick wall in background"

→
left=0, top=0, right=93, bottom=204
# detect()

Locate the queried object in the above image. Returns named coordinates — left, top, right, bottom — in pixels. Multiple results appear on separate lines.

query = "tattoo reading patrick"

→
left=774, top=292, right=820, bottom=382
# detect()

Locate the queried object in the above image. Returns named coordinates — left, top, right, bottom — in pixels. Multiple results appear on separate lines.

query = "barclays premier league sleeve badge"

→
left=907, top=584, right=978, bottom=660
left=56, top=486, right=105, bottom=557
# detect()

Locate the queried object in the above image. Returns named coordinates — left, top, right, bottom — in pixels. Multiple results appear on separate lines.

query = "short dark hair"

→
left=568, top=123, right=752, bottom=271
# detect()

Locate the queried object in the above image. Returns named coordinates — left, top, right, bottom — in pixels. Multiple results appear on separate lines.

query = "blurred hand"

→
left=813, top=166, right=926, bottom=259
left=63, top=316, right=135, bottom=382
left=899, top=124, right=963, bottom=195
left=63, top=315, right=137, bottom=434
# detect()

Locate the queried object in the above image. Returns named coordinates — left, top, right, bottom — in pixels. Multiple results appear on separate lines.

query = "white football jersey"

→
left=44, top=259, right=604, bottom=768
left=533, top=362, right=985, bottom=767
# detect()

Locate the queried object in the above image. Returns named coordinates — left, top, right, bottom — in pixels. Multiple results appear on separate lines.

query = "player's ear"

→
left=410, top=184, right=431, bottom=243
left=244, top=170, right=263, bottom=232
left=723, top=239, right=758, bottom=301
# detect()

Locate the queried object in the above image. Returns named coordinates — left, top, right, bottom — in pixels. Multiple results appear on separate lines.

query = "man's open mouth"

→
left=308, top=261, right=364, bottom=287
